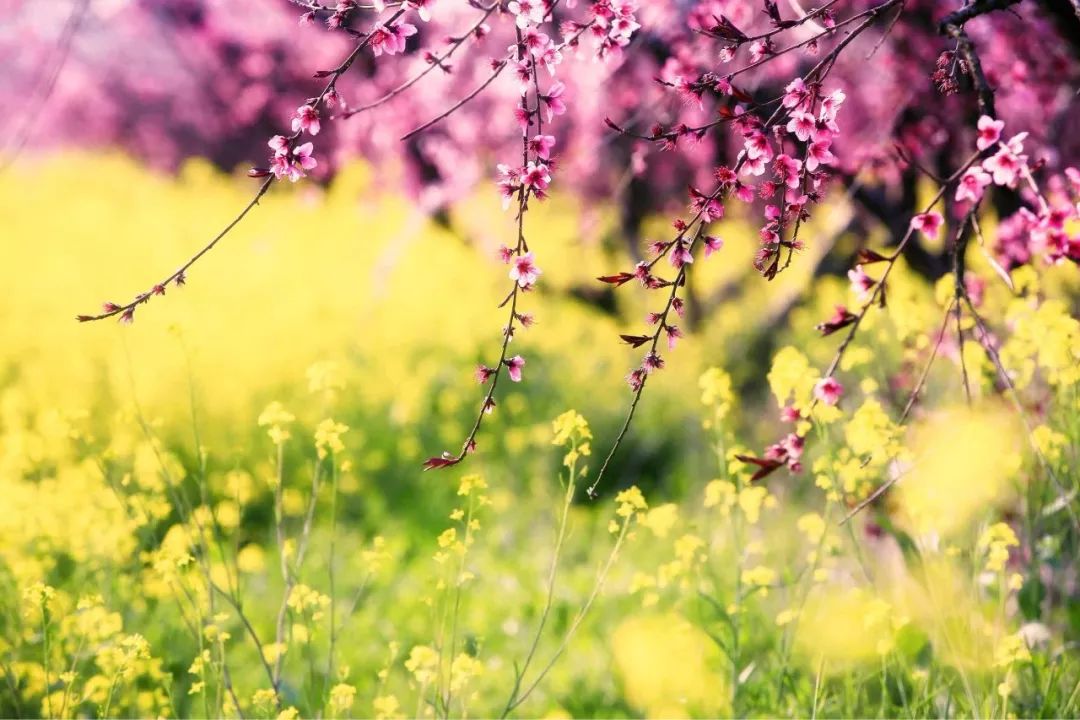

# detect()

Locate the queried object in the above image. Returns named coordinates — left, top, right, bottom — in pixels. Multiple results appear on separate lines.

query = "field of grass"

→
left=1, top=154, right=1079, bottom=719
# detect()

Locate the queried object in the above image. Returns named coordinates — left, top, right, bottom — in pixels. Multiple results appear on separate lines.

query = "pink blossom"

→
left=669, top=241, right=694, bottom=268
left=538, top=46, right=563, bottom=75
left=496, top=163, right=522, bottom=208
left=1005, top=131, right=1028, bottom=156
left=268, top=135, right=289, bottom=156
left=513, top=62, right=532, bottom=93
left=983, top=148, right=1024, bottom=186
left=512, top=106, right=531, bottom=131
left=805, top=140, right=834, bottom=172
left=291, top=105, right=321, bottom=136
left=814, top=376, right=843, bottom=406
left=955, top=167, right=992, bottom=204
left=611, top=13, right=640, bottom=40
left=523, top=27, right=550, bottom=55
left=782, top=78, right=808, bottom=110
left=269, top=138, right=317, bottom=182
left=529, top=134, right=556, bottom=159
left=542, top=82, right=567, bottom=122
left=774, top=154, right=802, bottom=189
left=780, top=432, right=804, bottom=460
left=703, top=235, right=724, bottom=257
left=714, top=166, right=737, bottom=185
left=911, top=211, right=943, bottom=239
left=642, top=350, right=664, bottom=373
left=744, top=131, right=773, bottom=160
left=847, top=265, right=875, bottom=301
left=976, top=115, right=1004, bottom=151
left=742, top=152, right=768, bottom=176
left=665, top=324, right=682, bottom=350
left=371, top=22, right=417, bottom=56
left=508, top=0, right=545, bottom=28
left=475, top=364, right=496, bottom=383
left=748, top=40, right=770, bottom=63
left=509, top=251, right=542, bottom=287
left=819, top=89, right=845, bottom=123
left=785, top=111, right=815, bottom=142
left=690, top=189, right=723, bottom=220
left=522, top=161, right=551, bottom=192
left=505, top=355, right=526, bottom=382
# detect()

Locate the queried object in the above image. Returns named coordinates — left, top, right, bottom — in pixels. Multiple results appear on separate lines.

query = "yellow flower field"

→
left=1, top=153, right=1078, bottom=719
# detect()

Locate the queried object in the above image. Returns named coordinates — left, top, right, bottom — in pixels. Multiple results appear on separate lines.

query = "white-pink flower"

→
left=669, top=241, right=694, bottom=268
left=371, top=22, right=417, bottom=56
left=819, top=89, right=845, bottom=122
left=744, top=131, right=773, bottom=161
left=269, top=137, right=317, bottom=182
left=528, top=134, right=556, bottom=160
left=523, top=27, right=550, bottom=56
left=955, top=167, right=992, bottom=204
left=541, top=82, right=566, bottom=122
left=508, top=0, right=545, bottom=28
left=509, top=251, right=542, bottom=287
left=703, top=235, right=724, bottom=257
left=538, top=45, right=563, bottom=75
left=291, top=105, right=321, bottom=136
left=911, top=211, right=943, bottom=239
left=496, top=164, right=521, bottom=209
left=782, top=78, right=808, bottom=110
left=983, top=149, right=1024, bottom=187
left=814, top=376, right=843, bottom=406
left=522, top=161, right=551, bottom=192
left=741, top=152, right=768, bottom=176
left=805, top=140, right=834, bottom=171
left=847, top=265, right=875, bottom=301
left=505, top=355, right=526, bottom=382
left=268, top=134, right=289, bottom=156
left=907, top=211, right=941, bottom=239
left=774, top=154, right=803, bottom=189
left=975, top=115, right=1004, bottom=151
left=748, top=40, right=769, bottom=63
left=785, top=111, right=815, bottom=142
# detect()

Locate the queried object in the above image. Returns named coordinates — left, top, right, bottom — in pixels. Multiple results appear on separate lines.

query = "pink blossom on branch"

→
left=911, top=211, right=944, bottom=239
left=505, top=355, right=526, bottom=382
left=509, top=252, right=542, bottom=288
left=976, top=115, right=1004, bottom=151
left=956, top=167, right=993, bottom=204
left=814, top=376, right=844, bottom=406
left=291, top=104, right=321, bottom=136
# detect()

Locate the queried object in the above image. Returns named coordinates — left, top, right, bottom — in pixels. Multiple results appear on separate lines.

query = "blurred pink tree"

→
left=7, top=0, right=1079, bottom=488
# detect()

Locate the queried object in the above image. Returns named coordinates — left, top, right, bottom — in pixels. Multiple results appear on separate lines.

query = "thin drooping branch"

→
left=344, top=3, right=498, bottom=119
left=587, top=0, right=906, bottom=496
left=76, top=7, right=406, bottom=324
